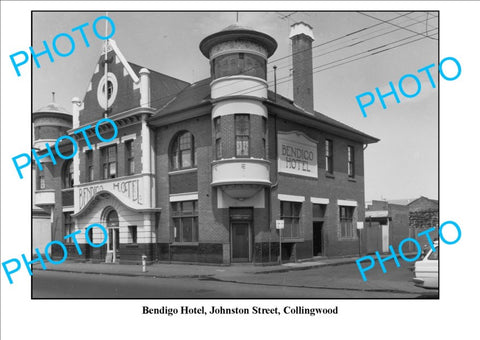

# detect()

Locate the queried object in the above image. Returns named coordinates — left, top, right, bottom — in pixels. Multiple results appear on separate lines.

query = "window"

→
left=172, top=200, right=198, bottom=242
left=325, top=139, right=333, bottom=174
left=102, top=145, right=117, bottom=179
left=128, top=225, right=137, bottom=244
left=280, top=201, right=301, bottom=238
left=39, top=175, right=46, bottom=190
left=235, top=114, right=250, bottom=157
left=262, top=117, right=267, bottom=158
left=63, top=160, right=74, bottom=188
left=340, top=206, right=355, bottom=238
left=64, top=213, right=74, bottom=242
left=170, top=132, right=196, bottom=170
left=347, top=145, right=355, bottom=178
left=125, top=140, right=135, bottom=175
left=214, top=117, right=222, bottom=159
left=103, top=80, right=114, bottom=99
left=86, top=150, right=94, bottom=182
left=428, top=247, right=439, bottom=260
left=313, top=204, right=327, bottom=219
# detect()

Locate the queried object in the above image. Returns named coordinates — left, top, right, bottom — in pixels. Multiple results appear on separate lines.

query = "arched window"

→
left=106, top=210, right=119, bottom=228
left=63, top=160, right=74, bottom=188
left=170, top=131, right=196, bottom=170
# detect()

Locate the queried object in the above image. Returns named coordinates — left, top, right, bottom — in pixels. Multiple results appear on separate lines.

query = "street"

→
left=32, top=261, right=438, bottom=298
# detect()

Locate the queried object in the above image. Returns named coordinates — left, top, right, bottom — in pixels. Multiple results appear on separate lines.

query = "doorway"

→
left=106, top=209, right=120, bottom=263
left=313, top=222, right=324, bottom=256
left=231, top=222, right=251, bottom=262
left=381, top=223, right=389, bottom=253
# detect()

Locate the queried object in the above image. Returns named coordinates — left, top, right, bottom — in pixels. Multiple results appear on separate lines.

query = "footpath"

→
left=33, top=256, right=359, bottom=280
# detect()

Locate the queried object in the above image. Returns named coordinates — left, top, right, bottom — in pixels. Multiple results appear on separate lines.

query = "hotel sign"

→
left=277, top=131, right=318, bottom=179
left=76, top=175, right=150, bottom=211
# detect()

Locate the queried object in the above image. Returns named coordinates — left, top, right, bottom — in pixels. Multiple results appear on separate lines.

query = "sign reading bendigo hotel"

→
left=77, top=176, right=144, bottom=210
left=277, top=131, right=318, bottom=178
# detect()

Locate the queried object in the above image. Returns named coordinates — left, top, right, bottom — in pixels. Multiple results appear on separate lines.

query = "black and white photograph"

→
left=1, top=1, right=478, bottom=339
left=29, top=10, right=438, bottom=299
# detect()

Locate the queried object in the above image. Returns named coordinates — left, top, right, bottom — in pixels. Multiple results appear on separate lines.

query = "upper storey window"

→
left=235, top=115, right=250, bottom=157
left=63, top=160, right=74, bottom=189
left=212, top=53, right=266, bottom=80
left=170, top=132, right=196, bottom=171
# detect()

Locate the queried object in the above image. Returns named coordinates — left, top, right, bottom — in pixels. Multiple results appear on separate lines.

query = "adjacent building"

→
left=33, top=21, right=379, bottom=265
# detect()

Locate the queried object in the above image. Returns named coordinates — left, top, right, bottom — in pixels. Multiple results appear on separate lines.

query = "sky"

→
left=32, top=11, right=438, bottom=202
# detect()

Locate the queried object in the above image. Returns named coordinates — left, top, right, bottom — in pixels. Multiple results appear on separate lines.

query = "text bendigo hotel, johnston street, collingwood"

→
left=143, top=305, right=339, bottom=316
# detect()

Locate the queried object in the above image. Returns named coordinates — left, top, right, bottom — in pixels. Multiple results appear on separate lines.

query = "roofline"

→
left=33, top=111, right=73, bottom=121
left=265, top=100, right=380, bottom=144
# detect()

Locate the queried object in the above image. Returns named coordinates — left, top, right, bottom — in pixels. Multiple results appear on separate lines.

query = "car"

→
left=413, top=241, right=438, bottom=289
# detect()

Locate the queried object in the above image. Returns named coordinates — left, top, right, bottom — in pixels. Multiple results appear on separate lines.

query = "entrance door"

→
left=106, top=209, right=120, bottom=263
left=231, top=222, right=250, bottom=262
left=313, top=222, right=323, bottom=256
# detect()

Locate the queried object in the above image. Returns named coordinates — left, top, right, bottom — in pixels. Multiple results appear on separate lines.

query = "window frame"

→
left=64, top=212, right=74, bottom=242
left=280, top=201, right=302, bottom=238
left=125, top=140, right=135, bottom=176
left=214, top=117, right=222, bottom=159
left=170, top=131, right=196, bottom=171
left=325, top=139, right=333, bottom=174
left=101, top=145, right=117, bottom=179
left=86, top=150, right=94, bottom=182
left=347, top=145, right=355, bottom=178
left=339, top=206, right=355, bottom=238
left=128, top=225, right=137, bottom=244
left=171, top=200, right=199, bottom=243
left=235, top=114, right=250, bottom=158
left=63, top=160, right=74, bottom=189
left=39, top=174, right=46, bottom=190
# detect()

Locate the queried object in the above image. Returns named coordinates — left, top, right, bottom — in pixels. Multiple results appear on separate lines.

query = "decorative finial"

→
left=52, top=91, right=55, bottom=103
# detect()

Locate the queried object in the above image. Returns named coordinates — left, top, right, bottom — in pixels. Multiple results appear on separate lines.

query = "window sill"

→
left=168, top=168, right=198, bottom=175
left=171, top=242, right=199, bottom=246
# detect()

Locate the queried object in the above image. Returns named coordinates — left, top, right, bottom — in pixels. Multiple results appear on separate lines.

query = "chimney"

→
left=289, top=22, right=315, bottom=113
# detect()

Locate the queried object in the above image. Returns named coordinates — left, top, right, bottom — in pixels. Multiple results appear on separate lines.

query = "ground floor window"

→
left=64, top=212, right=74, bottom=242
left=280, top=201, right=301, bottom=238
left=340, top=206, right=355, bottom=238
left=128, top=225, right=137, bottom=243
left=172, top=200, right=198, bottom=242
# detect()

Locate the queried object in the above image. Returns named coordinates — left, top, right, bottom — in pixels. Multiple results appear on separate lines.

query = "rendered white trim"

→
left=311, top=197, right=330, bottom=205
left=120, top=133, right=137, bottom=143
left=97, top=138, right=120, bottom=149
left=169, top=192, right=199, bottom=202
left=337, top=199, right=358, bottom=207
left=109, top=40, right=140, bottom=83
left=278, top=194, right=305, bottom=202
left=289, top=22, right=315, bottom=40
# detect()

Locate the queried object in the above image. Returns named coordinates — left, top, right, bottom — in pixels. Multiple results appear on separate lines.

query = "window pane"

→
left=181, top=150, right=191, bottom=168
left=182, top=218, right=193, bottom=242
left=182, top=201, right=194, bottom=214
left=109, top=163, right=116, bottom=177
left=173, top=218, right=180, bottom=242
left=293, top=203, right=301, bottom=217
left=179, top=133, right=191, bottom=150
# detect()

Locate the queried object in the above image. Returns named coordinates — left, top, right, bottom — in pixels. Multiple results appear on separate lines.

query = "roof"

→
left=408, top=196, right=439, bottom=206
left=34, top=102, right=70, bottom=115
left=199, top=24, right=278, bottom=58
left=128, top=62, right=190, bottom=110
left=148, top=77, right=379, bottom=144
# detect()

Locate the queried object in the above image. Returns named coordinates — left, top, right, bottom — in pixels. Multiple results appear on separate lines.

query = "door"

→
left=313, top=222, right=323, bottom=256
left=231, top=222, right=250, bottom=262
left=106, top=209, right=120, bottom=263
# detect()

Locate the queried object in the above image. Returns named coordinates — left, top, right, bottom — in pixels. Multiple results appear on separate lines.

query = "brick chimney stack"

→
left=289, top=22, right=315, bottom=113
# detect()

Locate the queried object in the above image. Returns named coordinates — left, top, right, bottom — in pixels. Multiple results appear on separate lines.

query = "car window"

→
left=427, top=246, right=439, bottom=260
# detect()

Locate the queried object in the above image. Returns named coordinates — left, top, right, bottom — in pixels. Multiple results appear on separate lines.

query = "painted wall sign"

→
left=277, top=131, right=318, bottom=179
left=77, top=176, right=145, bottom=210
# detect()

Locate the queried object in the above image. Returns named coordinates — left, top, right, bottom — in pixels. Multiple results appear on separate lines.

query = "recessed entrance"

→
left=106, top=209, right=120, bottom=263
left=229, top=207, right=253, bottom=263
left=313, top=221, right=324, bottom=256
left=231, top=222, right=251, bottom=262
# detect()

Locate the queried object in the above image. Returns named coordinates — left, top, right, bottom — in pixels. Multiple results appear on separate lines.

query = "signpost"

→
left=276, top=220, right=284, bottom=264
left=357, top=222, right=364, bottom=257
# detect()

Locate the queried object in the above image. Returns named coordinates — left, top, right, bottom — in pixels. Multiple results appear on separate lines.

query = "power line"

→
left=357, top=12, right=438, bottom=40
